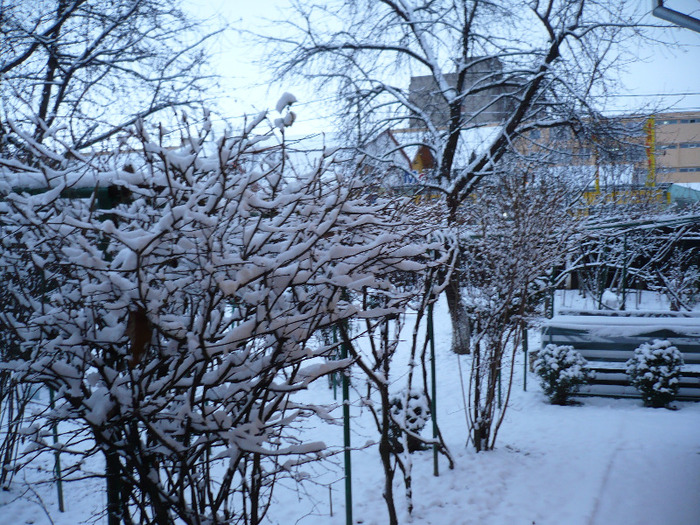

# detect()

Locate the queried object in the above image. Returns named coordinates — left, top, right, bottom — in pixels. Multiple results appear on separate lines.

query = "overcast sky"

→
left=192, top=0, right=700, bottom=136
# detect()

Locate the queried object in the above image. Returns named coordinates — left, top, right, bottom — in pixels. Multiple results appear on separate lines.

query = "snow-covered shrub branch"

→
left=0, top=114, right=453, bottom=524
left=335, top=224, right=457, bottom=525
left=459, top=167, right=580, bottom=451
left=568, top=216, right=699, bottom=311
left=647, top=246, right=700, bottom=312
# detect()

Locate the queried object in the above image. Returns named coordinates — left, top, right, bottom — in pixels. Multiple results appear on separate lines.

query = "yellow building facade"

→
left=653, top=111, right=700, bottom=183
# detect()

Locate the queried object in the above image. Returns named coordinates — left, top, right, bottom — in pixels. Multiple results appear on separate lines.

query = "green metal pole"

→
left=332, top=328, right=338, bottom=401
left=341, top=328, right=352, bottom=525
left=549, top=267, right=556, bottom=319
left=43, top=270, right=64, bottom=513
left=49, top=389, right=64, bottom=512
left=621, top=233, right=628, bottom=311
left=522, top=327, right=528, bottom=392
left=428, top=303, right=438, bottom=477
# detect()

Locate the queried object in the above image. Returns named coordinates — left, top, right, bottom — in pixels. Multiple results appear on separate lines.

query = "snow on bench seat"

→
left=541, top=312, right=700, bottom=401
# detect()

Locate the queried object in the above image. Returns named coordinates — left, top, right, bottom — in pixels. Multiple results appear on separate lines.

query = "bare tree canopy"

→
left=268, top=0, right=648, bottom=207
left=0, top=0, right=220, bottom=151
left=266, top=0, right=652, bottom=355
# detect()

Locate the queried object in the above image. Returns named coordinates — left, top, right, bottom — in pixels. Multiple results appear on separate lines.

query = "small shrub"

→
left=626, top=339, right=684, bottom=408
left=533, top=344, right=594, bottom=405
left=387, top=390, right=431, bottom=453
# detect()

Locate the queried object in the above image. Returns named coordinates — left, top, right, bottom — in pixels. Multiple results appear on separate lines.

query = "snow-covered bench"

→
left=540, top=311, right=700, bottom=400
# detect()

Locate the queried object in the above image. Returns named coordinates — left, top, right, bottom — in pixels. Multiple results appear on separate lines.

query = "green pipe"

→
left=49, top=389, right=64, bottom=512
left=428, top=303, right=438, bottom=477
left=341, top=327, right=353, bottom=525
left=522, top=327, right=528, bottom=392
left=621, top=233, right=628, bottom=311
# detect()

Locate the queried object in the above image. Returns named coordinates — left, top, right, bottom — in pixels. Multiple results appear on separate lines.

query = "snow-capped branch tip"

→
left=274, top=92, right=298, bottom=129
left=276, top=92, right=297, bottom=113
left=274, top=111, right=297, bottom=130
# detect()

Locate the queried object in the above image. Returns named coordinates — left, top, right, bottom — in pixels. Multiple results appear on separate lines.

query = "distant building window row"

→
left=656, top=167, right=700, bottom=173
left=658, top=143, right=700, bottom=150
left=622, top=121, right=643, bottom=133
left=656, top=118, right=699, bottom=125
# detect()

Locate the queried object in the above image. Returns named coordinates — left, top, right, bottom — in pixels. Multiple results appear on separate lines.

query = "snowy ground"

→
left=3, top=291, right=700, bottom=525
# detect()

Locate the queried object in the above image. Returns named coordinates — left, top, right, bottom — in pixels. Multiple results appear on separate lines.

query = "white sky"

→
left=191, top=0, right=700, bottom=136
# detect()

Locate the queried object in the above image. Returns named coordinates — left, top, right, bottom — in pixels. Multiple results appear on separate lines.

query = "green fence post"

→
left=428, top=303, right=438, bottom=477
left=522, top=326, right=528, bottom=392
left=341, top=326, right=352, bottom=525
left=49, top=389, right=64, bottom=512
left=621, top=233, right=628, bottom=311
left=332, top=328, right=339, bottom=400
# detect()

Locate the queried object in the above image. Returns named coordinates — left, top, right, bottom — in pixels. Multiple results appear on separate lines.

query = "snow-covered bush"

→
left=601, top=289, right=620, bottom=310
left=533, top=344, right=594, bottom=405
left=626, top=339, right=684, bottom=408
left=387, top=390, right=431, bottom=453
left=0, top=110, right=452, bottom=523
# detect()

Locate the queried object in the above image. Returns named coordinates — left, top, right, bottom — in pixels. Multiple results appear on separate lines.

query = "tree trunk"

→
left=105, top=448, right=121, bottom=525
left=444, top=260, right=470, bottom=355
left=379, top=407, right=399, bottom=525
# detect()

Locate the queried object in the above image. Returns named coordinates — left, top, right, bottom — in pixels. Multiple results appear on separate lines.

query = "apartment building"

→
left=406, top=65, right=700, bottom=186
left=653, top=111, right=700, bottom=184
left=407, top=58, right=517, bottom=128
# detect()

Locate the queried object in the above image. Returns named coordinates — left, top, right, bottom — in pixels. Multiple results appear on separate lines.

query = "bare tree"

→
left=459, top=164, right=579, bottom=451
left=338, top=241, right=457, bottom=524
left=649, top=246, right=700, bottom=311
left=0, top=0, right=220, bottom=487
left=0, top=0, right=219, bottom=153
left=266, top=0, right=652, bottom=353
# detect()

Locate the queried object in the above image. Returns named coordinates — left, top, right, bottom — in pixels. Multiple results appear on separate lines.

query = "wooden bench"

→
left=540, top=310, right=700, bottom=400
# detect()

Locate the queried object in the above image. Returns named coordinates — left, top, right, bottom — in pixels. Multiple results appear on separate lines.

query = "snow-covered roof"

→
left=389, top=125, right=503, bottom=168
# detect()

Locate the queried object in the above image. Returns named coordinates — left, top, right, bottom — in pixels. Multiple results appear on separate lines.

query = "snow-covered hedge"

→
left=626, top=339, right=684, bottom=408
left=533, top=344, right=594, bottom=405
left=0, top=109, right=454, bottom=523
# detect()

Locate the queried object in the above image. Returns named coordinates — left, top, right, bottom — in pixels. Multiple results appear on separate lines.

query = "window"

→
left=658, top=119, right=678, bottom=125
left=679, top=167, right=700, bottom=173
left=680, top=143, right=700, bottom=148
left=529, top=129, right=541, bottom=139
left=680, top=119, right=699, bottom=124
left=657, top=144, right=677, bottom=150
left=625, top=148, right=646, bottom=162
